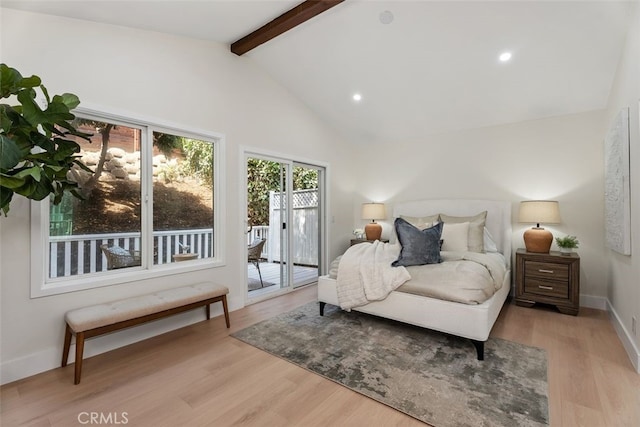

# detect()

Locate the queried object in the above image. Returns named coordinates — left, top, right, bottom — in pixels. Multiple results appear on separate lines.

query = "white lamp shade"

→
left=361, top=203, right=386, bottom=221
left=518, top=200, right=561, bottom=224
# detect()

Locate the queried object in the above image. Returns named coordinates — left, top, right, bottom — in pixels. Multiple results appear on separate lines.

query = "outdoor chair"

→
left=100, top=244, right=141, bottom=270
left=247, top=238, right=267, bottom=287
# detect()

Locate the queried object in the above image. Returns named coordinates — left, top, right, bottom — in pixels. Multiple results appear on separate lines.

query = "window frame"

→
left=30, top=106, right=226, bottom=298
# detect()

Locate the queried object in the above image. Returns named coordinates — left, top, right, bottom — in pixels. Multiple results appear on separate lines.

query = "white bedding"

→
left=336, top=241, right=411, bottom=310
left=400, top=251, right=507, bottom=304
left=334, top=249, right=507, bottom=307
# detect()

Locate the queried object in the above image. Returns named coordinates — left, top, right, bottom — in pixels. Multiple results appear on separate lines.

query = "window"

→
left=31, top=109, right=225, bottom=297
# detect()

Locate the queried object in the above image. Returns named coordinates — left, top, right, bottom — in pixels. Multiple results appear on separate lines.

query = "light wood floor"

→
left=1, top=285, right=639, bottom=426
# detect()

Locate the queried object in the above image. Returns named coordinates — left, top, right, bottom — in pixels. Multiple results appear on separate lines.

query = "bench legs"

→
left=207, top=295, right=230, bottom=327
left=74, top=332, right=85, bottom=385
left=61, top=325, right=86, bottom=385
left=222, top=295, right=230, bottom=328
left=62, top=324, right=72, bottom=367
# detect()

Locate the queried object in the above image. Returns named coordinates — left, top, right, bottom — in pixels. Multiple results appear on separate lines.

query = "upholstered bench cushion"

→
left=65, top=282, right=229, bottom=333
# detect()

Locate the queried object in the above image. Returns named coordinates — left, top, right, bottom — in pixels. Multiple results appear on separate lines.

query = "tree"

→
left=71, top=119, right=114, bottom=197
left=181, top=139, right=213, bottom=187
left=154, top=132, right=181, bottom=157
left=246, top=159, right=318, bottom=226
left=0, top=64, right=92, bottom=215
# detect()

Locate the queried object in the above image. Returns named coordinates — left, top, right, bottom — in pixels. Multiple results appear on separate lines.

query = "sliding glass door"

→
left=245, top=154, right=323, bottom=299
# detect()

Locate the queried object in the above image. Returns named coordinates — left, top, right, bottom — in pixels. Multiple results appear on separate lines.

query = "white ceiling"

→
left=3, top=1, right=635, bottom=143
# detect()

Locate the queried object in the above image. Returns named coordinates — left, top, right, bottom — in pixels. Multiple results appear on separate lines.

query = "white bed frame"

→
left=317, top=199, right=512, bottom=359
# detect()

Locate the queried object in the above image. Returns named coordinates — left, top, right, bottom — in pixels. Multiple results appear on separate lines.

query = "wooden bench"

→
left=61, top=282, right=230, bottom=384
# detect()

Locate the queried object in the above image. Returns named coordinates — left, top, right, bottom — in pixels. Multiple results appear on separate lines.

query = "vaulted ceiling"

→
left=3, top=1, right=635, bottom=143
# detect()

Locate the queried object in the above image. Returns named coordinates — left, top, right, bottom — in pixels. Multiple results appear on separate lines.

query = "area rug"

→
left=232, top=302, right=549, bottom=427
left=248, top=278, right=276, bottom=291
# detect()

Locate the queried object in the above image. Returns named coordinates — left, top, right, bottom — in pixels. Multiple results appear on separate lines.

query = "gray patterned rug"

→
left=232, top=302, right=549, bottom=427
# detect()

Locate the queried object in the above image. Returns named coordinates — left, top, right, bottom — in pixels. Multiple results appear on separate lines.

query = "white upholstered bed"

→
left=317, top=199, right=512, bottom=359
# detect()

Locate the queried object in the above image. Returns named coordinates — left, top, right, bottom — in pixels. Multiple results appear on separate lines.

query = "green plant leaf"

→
left=26, top=178, right=52, bottom=201
left=0, top=135, right=22, bottom=170
left=13, top=166, right=42, bottom=182
left=44, top=99, right=74, bottom=122
left=1, top=64, right=40, bottom=97
left=0, top=105, right=13, bottom=132
left=0, top=173, right=26, bottom=189
left=0, top=187, right=13, bottom=215
left=53, top=93, right=81, bottom=111
left=17, top=88, right=47, bottom=126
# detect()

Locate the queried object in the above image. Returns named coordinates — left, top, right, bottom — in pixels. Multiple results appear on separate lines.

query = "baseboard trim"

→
left=606, top=299, right=640, bottom=374
left=580, top=294, right=607, bottom=310
left=0, top=347, right=59, bottom=385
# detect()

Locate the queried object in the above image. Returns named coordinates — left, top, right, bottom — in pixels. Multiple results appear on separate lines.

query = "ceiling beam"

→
left=231, top=0, right=345, bottom=56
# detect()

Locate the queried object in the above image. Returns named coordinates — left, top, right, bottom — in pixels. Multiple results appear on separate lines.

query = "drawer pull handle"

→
left=538, top=269, right=554, bottom=274
left=538, top=285, right=554, bottom=290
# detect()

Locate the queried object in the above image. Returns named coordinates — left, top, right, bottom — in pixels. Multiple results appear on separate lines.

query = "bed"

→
left=317, top=199, right=512, bottom=359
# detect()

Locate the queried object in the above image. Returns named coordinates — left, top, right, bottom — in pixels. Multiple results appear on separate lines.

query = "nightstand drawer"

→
left=524, top=261, right=569, bottom=282
left=524, top=278, right=569, bottom=299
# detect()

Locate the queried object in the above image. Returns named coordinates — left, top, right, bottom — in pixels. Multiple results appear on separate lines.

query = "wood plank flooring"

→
left=1, top=285, right=639, bottom=426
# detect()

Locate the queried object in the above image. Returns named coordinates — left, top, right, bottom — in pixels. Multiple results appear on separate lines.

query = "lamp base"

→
left=364, top=222, right=382, bottom=241
left=523, top=227, right=553, bottom=253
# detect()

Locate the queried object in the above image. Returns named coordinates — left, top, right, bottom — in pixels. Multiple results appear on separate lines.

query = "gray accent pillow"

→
left=439, top=211, right=487, bottom=252
left=392, top=218, right=443, bottom=267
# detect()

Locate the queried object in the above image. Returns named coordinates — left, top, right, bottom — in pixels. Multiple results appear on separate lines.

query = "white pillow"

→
left=441, top=222, right=470, bottom=252
left=483, top=227, right=498, bottom=252
left=439, top=211, right=487, bottom=252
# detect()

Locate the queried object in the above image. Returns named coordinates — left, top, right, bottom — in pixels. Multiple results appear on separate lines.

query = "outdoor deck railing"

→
left=49, top=228, right=213, bottom=278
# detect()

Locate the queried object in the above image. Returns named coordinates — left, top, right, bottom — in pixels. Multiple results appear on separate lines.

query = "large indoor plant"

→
left=0, top=64, right=91, bottom=215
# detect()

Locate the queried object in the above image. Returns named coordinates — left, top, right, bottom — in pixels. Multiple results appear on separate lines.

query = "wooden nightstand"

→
left=350, top=238, right=389, bottom=246
left=515, top=248, right=580, bottom=315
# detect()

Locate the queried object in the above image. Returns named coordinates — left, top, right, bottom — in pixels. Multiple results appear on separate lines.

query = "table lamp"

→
left=362, top=202, right=386, bottom=241
left=518, top=200, right=561, bottom=253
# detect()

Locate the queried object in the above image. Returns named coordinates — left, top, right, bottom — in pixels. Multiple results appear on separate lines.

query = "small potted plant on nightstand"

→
left=555, top=235, right=579, bottom=255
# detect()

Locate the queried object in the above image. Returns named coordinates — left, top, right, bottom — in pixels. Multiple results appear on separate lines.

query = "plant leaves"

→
left=17, top=88, right=46, bottom=127
left=1, top=64, right=40, bottom=98
left=53, top=93, right=80, bottom=111
left=13, top=166, right=42, bottom=182
left=0, top=187, right=13, bottom=216
left=0, top=105, right=13, bottom=133
left=1, top=64, right=87, bottom=214
left=0, top=173, right=25, bottom=189
left=0, top=135, right=22, bottom=170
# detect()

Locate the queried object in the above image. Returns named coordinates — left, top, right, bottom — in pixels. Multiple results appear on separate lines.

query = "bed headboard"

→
left=393, top=199, right=512, bottom=262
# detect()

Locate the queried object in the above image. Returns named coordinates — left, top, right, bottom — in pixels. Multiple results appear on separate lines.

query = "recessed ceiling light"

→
left=352, top=93, right=362, bottom=102
left=499, top=52, right=512, bottom=62
left=379, top=10, right=394, bottom=24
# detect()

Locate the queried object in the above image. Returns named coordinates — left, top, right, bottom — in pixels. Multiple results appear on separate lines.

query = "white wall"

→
left=352, top=110, right=608, bottom=300
left=603, top=3, right=640, bottom=371
left=0, top=9, right=356, bottom=383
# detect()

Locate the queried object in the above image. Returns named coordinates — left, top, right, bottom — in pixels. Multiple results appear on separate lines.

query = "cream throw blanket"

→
left=337, top=241, right=411, bottom=310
